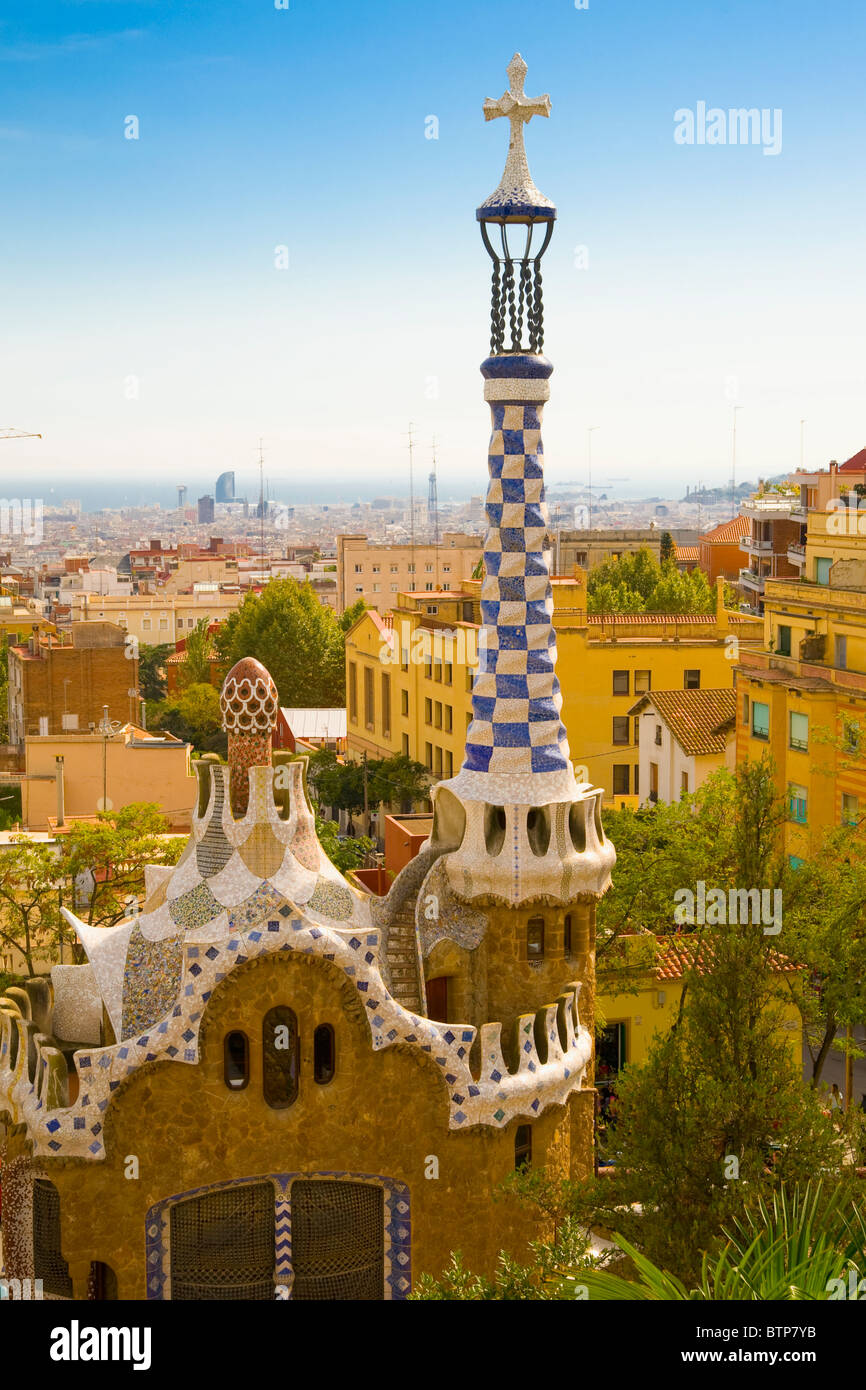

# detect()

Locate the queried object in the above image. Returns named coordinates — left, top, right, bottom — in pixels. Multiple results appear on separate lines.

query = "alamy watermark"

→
left=674, top=881, right=782, bottom=935
left=826, top=495, right=866, bottom=535
left=674, top=102, right=782, bottom=156
left=0, top=498, right=43, bottom=544
left=378, top=619, right=484, bottom=670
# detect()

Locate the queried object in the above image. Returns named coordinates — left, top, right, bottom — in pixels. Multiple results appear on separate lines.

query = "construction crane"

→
left=0, top=428, right=42, bottom=441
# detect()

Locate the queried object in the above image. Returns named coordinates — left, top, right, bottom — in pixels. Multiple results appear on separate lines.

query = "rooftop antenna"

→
left=406, top=422, right=417, bottom=585
left=428, top=437, right=440, bottom=587
left=258, top=437, right=265, bottom=565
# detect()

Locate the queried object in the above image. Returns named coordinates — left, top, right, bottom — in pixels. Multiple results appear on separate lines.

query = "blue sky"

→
left=1, top=0, right=865, bottom=506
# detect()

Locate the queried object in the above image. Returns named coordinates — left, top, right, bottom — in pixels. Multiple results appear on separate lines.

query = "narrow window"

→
left=381, top=672, right=391, bottom=737
left=751, top=700, right=770, bottom=740
left=514, top=1124, right=532, bottom=1171
left=612, top=764, right=630, bottom=795
left=612, top=716, right=630, bottom=745
left=313, top=1024, right=335, bottom=1085
left=364, top=666, right=375, bottom=731
left=612, top=670, right=629, bottom=696
left=348, top=663, right=358, bottom=722
left=563, top=913, right=573, bottom=954
left=224, top=1030, right=249, bottom=1090
left=263, top=1006, right=299, bottom=1109
left=527, top=916, right=545, bottom=959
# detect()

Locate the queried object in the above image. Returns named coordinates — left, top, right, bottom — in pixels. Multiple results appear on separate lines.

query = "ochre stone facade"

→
left=1, top=948, right=595, bottom=1297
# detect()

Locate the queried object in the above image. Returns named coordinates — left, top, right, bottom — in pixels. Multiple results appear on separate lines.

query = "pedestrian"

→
left=830, top=1083, right=844, bottom=1123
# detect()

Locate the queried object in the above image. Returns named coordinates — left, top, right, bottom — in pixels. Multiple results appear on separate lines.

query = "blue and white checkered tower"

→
left=436, top=55, right=614, bottom=905
left=450, top=53, right=575, bottom=807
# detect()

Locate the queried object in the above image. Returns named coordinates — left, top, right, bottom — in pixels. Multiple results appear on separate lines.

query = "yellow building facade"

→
left=345, top=573, right=762, bottom=801
left=596, top=937, right=802, bottom=1083
left=735, top=478, right=866, bottom=860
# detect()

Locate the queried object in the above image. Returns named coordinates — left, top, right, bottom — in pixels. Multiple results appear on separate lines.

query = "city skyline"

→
left=3, top=1, right=865, bottom=500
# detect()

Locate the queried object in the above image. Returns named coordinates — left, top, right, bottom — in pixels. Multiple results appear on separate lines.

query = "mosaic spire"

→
left=445, top=57, right=578, bottom=808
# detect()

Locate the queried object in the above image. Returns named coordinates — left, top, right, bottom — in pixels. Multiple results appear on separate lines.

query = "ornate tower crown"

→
left=432, top=56, right=615, bottom=905
left=477, top=54, right=556, bottom=357
left=477, top=53, right=555, bottom=222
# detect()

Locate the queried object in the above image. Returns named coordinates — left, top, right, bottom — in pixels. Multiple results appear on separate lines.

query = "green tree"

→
left=338, top=597, right=367, bottom=633
left=177, top=684, right=223, bottom=743
left=587, top=546, right=716, bottom=615
left=214, top=579, right=347, bottom=706
left=60, top=803, right=184, bottom=928
left=368, top=754, right=430, bottom=812
left=315, top=815, right=374, bottom=874
left=137, top=642, right=173, bottom=702
left=781, top=822, right=866, bottom=1084
left=572, top=1183, right=866, bottom=1301
left=659, top=530, right=675, bottom=563
left=0, top=838, right=67, bottom=975
left=307, top=750, right=429, bottom=818
left=307, top=750, right=366, bottom=815
left=176, top=617, right=213, bottom=691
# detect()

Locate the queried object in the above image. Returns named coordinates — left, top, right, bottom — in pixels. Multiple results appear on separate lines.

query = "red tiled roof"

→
left=655, top=939, right=796, bottom=981
left=628, top=687, right=736, bottom=755
left=838, top=447, right=866, bottom=474
left=700, top=515, right=751, bottom=544
left=675, top=545, right=700, bottom=562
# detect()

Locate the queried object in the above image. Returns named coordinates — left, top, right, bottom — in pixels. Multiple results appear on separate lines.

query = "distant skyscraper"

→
left=215, top=471, right=235, bottom=503
left=177, top=485, right=187, bottom=510
left=198, top=495, right=215, bottom=524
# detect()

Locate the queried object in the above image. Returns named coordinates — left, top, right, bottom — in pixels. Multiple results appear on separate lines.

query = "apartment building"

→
left=735, top=455, right=866, bottom=861
left=23, top=725, right=197, bottom=831
left=336, top=532, right=482, bottom=612
left=697, top=514, right=750, bottom=583
left=738, top=491, right=802, bottom=613
left=345, top=572, right=762, bottom=800
left=66, top=588, right=242, bottom=644
left=7, top=622, right=138, bottom=746
left=555, top=528, right=662, bottom=574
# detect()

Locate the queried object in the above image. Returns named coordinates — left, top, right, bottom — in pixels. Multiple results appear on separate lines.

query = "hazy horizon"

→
left=3, top=0, right=865, bottom=501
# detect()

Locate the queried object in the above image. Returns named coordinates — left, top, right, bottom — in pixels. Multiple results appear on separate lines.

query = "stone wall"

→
left=1, top=951, right=591, bottom=1297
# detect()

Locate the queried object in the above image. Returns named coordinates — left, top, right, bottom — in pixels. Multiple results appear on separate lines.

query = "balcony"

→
left=787, top=542, right=806, bottom=567
left=739, top=534, right=774, bottom=555
left=740, top=494, right=800, bottom=519
left=739, top=568, right=767, bottom=593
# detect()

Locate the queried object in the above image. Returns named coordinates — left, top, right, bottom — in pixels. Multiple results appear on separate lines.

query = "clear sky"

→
left=2, top=0, right=865, bottom=507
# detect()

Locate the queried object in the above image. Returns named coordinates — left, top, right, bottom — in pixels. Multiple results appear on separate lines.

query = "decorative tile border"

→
left=144, top=1171, right=411, bottom=1301
left=0, top=905, right=592, bottom=1161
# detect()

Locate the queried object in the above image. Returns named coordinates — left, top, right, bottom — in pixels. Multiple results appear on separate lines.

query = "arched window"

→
left=514, top=1125, right=532, bottom=1171
left=223, top=1031, right=249, bottom=1090
left=563, top=914, right=573, bottom=955
left=263, top=1006, right=299, bottom=1109
left=33, top=1179, right=72, bottom=1298
left=313, top=1024, right=335, bottom=1085
left=527, top=916, right=545, bottom=959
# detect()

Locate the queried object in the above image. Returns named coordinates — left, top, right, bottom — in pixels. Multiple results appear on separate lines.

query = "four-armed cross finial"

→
left=477, top=53, right=555, bottom=221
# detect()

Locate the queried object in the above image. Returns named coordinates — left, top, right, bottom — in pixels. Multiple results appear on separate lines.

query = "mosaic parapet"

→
left=61, top=759, right=374, bottom=1042
left=0, top=910, right=592, bottom=1160
left=432, top=779, right=615, bottom=908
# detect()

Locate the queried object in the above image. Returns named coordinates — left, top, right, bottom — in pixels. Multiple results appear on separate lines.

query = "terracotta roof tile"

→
left=675, top=545, right=700, bottom=562
left=838, top=446, right=866, bottom=474
left=628, top=687, right=736, bottom=755
left=701, top=515, right=751, bottom=544
left=655, top=938, right=795, bottom=980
